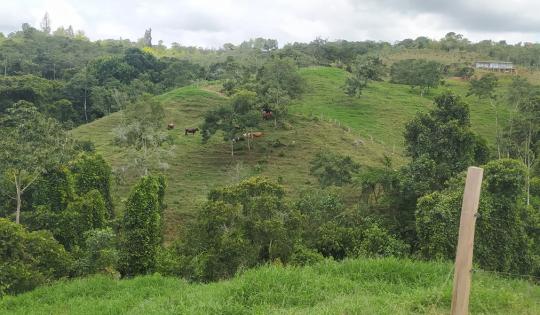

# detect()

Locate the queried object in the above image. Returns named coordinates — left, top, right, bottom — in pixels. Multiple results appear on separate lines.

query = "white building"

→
left=474, top=61, right=515, bottom=73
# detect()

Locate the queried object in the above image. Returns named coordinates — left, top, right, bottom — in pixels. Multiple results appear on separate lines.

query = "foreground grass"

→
left=1, top=258, right=538, bottom=314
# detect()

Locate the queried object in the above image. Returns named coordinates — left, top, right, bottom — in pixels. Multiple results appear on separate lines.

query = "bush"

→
left=352, top=224, right=409, bottom=258
left=289, top=243, right=324, bottom=266
left=119, top=175, right=166, bottom=277
left=0, top=218, right=72, bottom=296
left=174, top=177, right=299, bottom=281
left=310, top=151, right=360, bottom=187
left=77, top=228, right=119, bottom=277
left=416, top=159, right=537, bottom=275
left=390, top=59, right=443, bottom=94
left=70, top=153, right=114, bottom=217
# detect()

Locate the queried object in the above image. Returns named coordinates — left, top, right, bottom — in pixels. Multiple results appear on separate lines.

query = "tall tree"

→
left=467, top=73, right=500, bottom=158
left=256, top=58, right=304, bottom=126
left=0, top=102, right=70, bottom=223
left=40, top=12, right=51, bottom=34
left=202, top=90, right=259, bottom=155
left=143, top=28, right=152, bottom=47
left=120, top=175, right=165, bottom=276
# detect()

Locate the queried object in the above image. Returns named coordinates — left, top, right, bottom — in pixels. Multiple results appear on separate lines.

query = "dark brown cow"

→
left=262, top=109, right=273, bottom=120
left=167, top=123, right=175, bottom=130
left=185, top=127, right=199, bottom=135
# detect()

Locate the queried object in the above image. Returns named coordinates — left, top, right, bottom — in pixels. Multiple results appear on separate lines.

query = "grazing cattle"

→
left=243, top=132, right=264, bottom=139
left=232, top=136, right=245, bottom=143
left=185, top=127, right=199, bottom=135
left=262, top=109, right=273, bottom=120
left=167, top=123, right=175, bottom=130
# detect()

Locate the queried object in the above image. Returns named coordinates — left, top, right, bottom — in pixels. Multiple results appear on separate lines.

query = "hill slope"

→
left=71, top=67, right=509, bottom=240
left=1, top=258, right=538, bottom=314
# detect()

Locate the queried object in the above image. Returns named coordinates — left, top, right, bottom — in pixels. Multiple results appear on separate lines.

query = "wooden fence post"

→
left=451, top=166, right=484, bottom=315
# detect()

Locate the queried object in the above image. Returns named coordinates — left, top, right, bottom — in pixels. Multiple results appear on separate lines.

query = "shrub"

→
left=119, top=175, right=166, bottom=277
left=70, top=153, right=114, bottom=217
left=0, top=218, right=72, bottom=296
left=77, top=228, right=119, bottom=277
left=352, top=224, right=410, bottom=258
left=175, top=177, right=299, bottom=281
left=416, top=159, right=537, bottom=275
left=310, top=151, right=360, bottom=187
left=289, top=243, right=324, bottom=266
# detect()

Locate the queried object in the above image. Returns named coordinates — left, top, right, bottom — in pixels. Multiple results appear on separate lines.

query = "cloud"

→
left=0, top=0, right=539, bottom=47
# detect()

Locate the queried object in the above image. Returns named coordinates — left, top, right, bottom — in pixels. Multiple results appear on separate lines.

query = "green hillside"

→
left=1, top=258, right=538, bottom=315
left=71, top=66, right=510, bottom=240
left=290, top=67, right=510, bottom=149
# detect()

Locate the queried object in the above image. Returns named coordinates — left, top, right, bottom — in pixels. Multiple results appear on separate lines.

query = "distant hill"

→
left=1, top=257, right=538, bottom=314
left=71, top=66, right=512, bottom=241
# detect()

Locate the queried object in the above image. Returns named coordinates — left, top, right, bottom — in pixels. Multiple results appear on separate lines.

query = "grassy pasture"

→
left=1, top=258, right=538, bottom=314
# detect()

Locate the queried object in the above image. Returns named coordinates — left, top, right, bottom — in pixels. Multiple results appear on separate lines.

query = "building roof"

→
left=475, top=61, right=513, bottom=64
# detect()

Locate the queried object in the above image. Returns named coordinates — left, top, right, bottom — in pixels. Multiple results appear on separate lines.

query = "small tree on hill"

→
left=113, top=94, right=170, bottom=176
left=345, top=55, right=385, bottom=97
left=256, top=58, right=304, bottom=126
left=390, top=59, right=443, bottom=96
left=119, top=175, right=166, bottom=276
left=202, top=90, right=259, bottom=155
left=310, top=151, right=360, bottom=187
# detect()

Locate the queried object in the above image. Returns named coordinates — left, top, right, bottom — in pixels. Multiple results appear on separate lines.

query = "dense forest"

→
left=0, top=16, right=539, bottom=307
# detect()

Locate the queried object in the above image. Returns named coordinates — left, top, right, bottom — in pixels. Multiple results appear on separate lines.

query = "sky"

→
left=1, top=0, right=539, bottom=48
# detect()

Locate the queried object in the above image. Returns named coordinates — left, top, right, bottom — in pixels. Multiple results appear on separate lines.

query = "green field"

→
left=71, top=66, right=514, bottom=240
left=1, top=258, right=538, bottom=314
left=290, top=67, right=511, bottom=149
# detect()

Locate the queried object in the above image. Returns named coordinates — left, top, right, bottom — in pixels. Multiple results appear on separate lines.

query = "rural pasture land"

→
left=72, top=66, right=512, bottom=241
left=1, top=258, right=538, bottom=314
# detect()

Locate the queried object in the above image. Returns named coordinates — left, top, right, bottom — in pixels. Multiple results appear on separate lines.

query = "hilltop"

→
left=71, top=66, right=513, bottom=240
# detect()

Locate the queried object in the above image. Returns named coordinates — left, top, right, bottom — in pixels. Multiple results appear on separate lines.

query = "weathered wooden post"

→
left=451, top=166, right=484, bottom=315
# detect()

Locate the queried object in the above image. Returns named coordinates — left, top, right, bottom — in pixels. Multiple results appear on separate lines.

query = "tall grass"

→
left=1, top=258, right=538, bottom=314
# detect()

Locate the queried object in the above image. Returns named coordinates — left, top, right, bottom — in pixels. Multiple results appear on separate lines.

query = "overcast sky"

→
left=1, top=0, right=539, bottom=47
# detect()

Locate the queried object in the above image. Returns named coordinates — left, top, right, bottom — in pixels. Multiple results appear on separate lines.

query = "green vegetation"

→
left=1, top=258, right=538, bottom=314
left=1, top=21, right=539, bottom=313
left=290, top=67, right=512, bottom=150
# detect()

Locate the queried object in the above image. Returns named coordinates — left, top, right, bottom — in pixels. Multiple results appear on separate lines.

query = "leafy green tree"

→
left=404, top=92, right=489, bottom=192
left=0, top=218, right=72, bottom=296
left=345, top=55, right=385, bottom=97
left=256, top=58, right=304, bottom=126
left=390, top=59, right=442, bottom=95
left=202, top=90, right=259, bottom=155
left=77, top=228, right=119, bottom=276
left=0, top=103, right=70, bottom=224
left=113, top=94, right=169, bottom=175
left=69, top=153, right=114, bottom=217
left=174, top=177, right=298, bottom=281
left=310, top=151, right=360, bottom=187
left=119, top=175, right=166, bottom=276
left=416, top=159, right=537, bottom=275
left=467, top=73, right=501, bottom=157
left=65, top=67, right=98, bottom=123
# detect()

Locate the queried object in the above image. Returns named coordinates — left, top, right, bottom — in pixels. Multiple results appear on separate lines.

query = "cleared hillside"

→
left=71, top=66, right=511, bottom=240
left=1, top=258, right=538, bottom=314
left=290, top=67, right=511, bottom=150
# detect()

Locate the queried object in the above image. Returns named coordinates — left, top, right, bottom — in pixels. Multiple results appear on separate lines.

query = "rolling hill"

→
left=71, top=66, right=513, bottom=240
left=1, top=258, right=538, bottom=314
